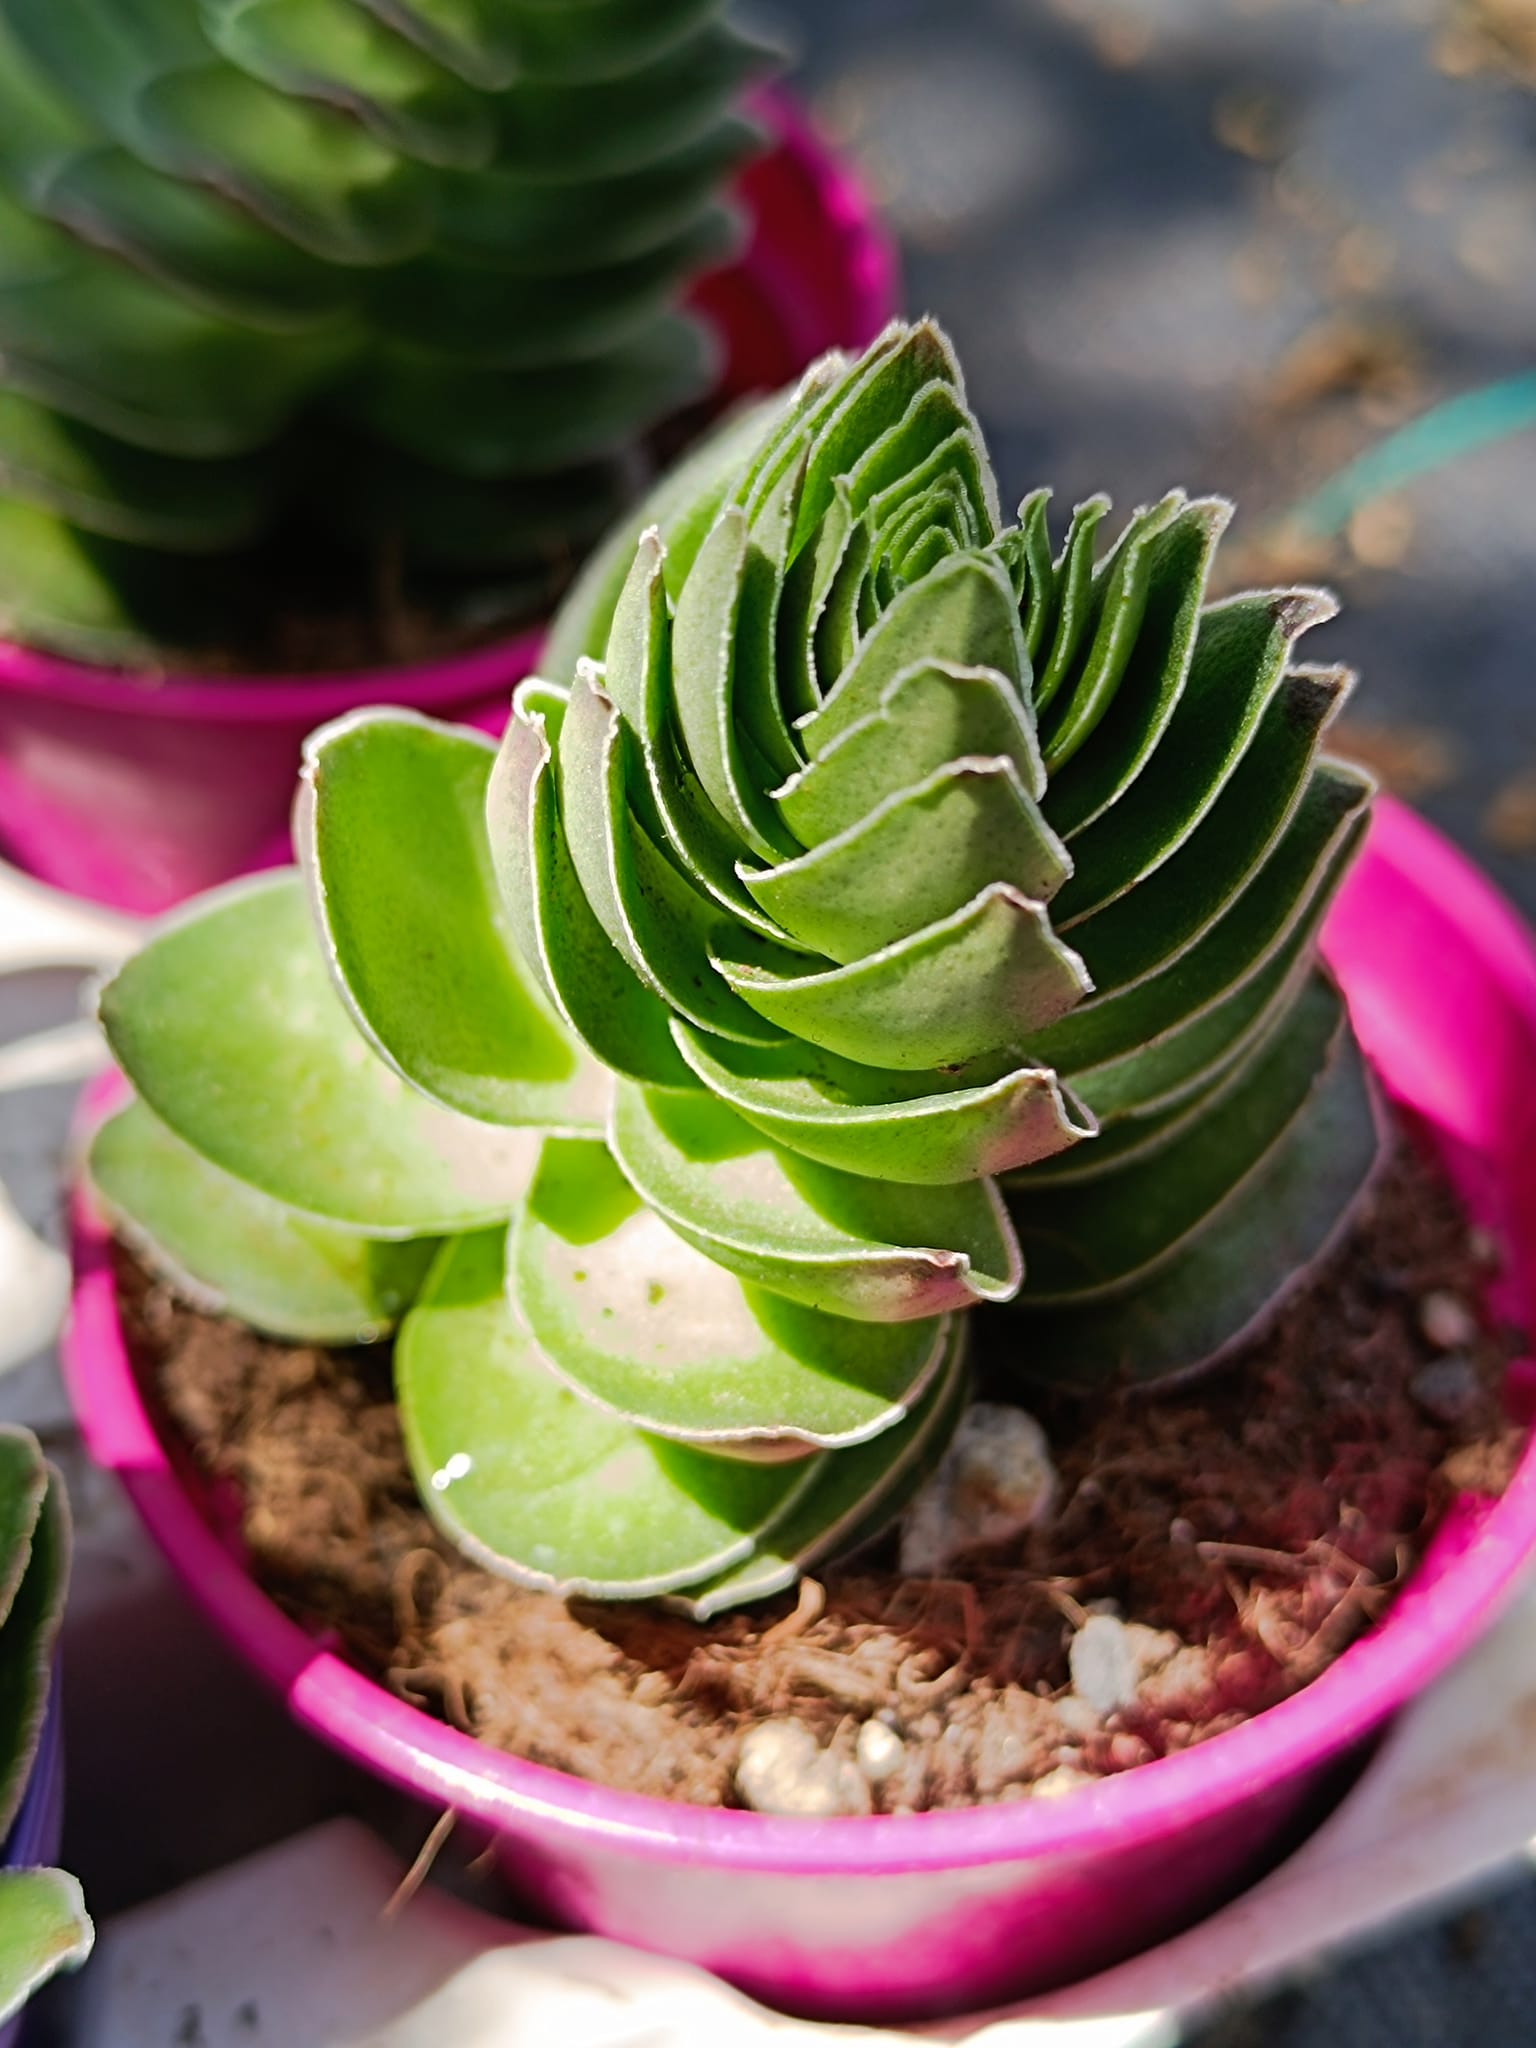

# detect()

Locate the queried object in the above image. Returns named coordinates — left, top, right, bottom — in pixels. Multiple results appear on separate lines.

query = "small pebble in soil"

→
left=736, top=1720, right=872, bottom=1817
left=1068, top=1614, right=1182, bottom=1716
left=1054, top=1693, right=1102, bottom=1738
left=1410, top=1353, right=1484, bottom=1423
left=856, top=1718, right=906, bottom=1785
left=1033, top=1765, right=1095, bottom=1799
left=899, top=1402, right=1058, bottom=1575
left=1419, top=1290, right=1478, bottom=1350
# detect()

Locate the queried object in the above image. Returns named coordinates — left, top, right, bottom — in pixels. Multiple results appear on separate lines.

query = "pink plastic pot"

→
left=0, top=92, right=897, bottom=916
left=61, top=798, right=1536, bottom=2025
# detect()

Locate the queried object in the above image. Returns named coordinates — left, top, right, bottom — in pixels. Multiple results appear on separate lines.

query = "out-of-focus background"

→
left=768, top=0, right=1536, bottom=912
left=760, top=0, right=1536, bottom=2040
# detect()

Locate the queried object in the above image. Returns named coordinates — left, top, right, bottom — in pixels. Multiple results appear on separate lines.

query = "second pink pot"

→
left=0, top=94, right=896, bottom=916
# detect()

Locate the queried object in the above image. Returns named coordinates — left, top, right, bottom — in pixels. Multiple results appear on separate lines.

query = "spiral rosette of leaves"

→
left=500, top=318, right=1384, bottom=1387
left=0, top=0, right=770, bottom=661
left=90, top=320, right=1382, bottom=1615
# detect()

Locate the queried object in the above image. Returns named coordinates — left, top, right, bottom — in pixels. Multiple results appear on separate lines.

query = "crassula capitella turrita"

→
left=90, top=319, right=1382, bottom=1615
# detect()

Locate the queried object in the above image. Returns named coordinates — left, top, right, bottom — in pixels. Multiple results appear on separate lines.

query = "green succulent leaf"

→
left=0, top=0, right=766, bottom=653
left=556, top=665, right=785, bottom=1043
left=1027, top=758, right=1373, bottom=1079
left=741, top=757, right=1070, bottom=963
left=1006, top=973, right=1355, bottom=1299
left=609, top=1082, right=1021, bottom=1319
left=300, top=707, right=609, bottom=1130
left=201, top=0, right=496, bottom=170
left=713, top=884, right=1091, bottom=1071
left=800, top=552, right=1027, bottom=755
left=0, top=1454, right=66, bottom=1841
left=510, top=1137, right=951, bottom=1446
left=996, top=982, right=1382, bottom=1387
left=774, top=659, right=1045, bottom=845
left=0, top=1871, right=93, bottom=2027
left=671, top=1025, right=1094, bottom=1186
left=0, top=1434, right=48, bottom=1636
left=487, top=684, right=694, bottom=1087
left=396, top=1227, right=828, bottom=1599
left=676, top=1316, right=971, bottom=1619
left=1053, top=669, right=1350, bottom=990
left=90, top=1098, right=438, bottom=1342
left=98, top=872, right=538, bottom=1235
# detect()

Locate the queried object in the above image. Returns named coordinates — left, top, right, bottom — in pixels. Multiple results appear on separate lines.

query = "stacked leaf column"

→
left=0, top=0, right=769, bottom=659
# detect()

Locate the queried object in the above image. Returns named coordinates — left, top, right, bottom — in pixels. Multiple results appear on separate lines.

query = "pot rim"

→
left=0, top=86, right=896, bottom=726
left=60, top=797, right=1536, bottom=1876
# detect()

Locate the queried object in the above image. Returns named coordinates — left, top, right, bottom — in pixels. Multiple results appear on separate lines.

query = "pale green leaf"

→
left=713, top=883, right=1091, bottom=1071
left=300, top=708, right=609, bottom=1130
left=609, top=1082, right=1021, bottom=1318
left=0, top=1870, right=93, bottom=2027
left=511, top=1138, right=950, bottom=1446
left=396, top=1229, right=824, bottom=1598
left=680, top=1320, right=970, bottom=1618
left=98, top=873, right=538, bottom=1236
left=90, top=1099, right=437, bottom=1343
left=672, top=1024, right=1094, bottom=1184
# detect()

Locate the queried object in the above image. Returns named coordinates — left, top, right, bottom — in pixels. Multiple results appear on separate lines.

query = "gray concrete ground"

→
left=760, top=0, right=1536, bottom=2039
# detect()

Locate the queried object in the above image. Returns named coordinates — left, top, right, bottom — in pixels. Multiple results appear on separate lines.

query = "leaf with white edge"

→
left=774, top=660, right=1045, bottom=844
left=556, top=666, right=784, bottom=1044
left=396, top=1229, right=825, bottom=1599
left=487, top=687, right=692, bottom=1087
left=0, top=1467, right=65, bottom=1841
left=713, top=884, right=1091, bottom=1071
left=98, top=872, right=539, bottom=1236
left=1049, top=588, right=1334, bottom=921
left=1028, top=763, right=1372, bottom=1081
left=0, top=1871, right=93, bottom=2027
left=90, top=1099, right=437, bottom=1343
left=998, top=996, right=1383, bottom=1386
left=741, top=757, right=1070, bottom=963
left=1042, top=497, right=1229, bottom=833
left=1056, top=669, right=1349, bottom=977
left=1037, top=493, right=1187, bottom=774
left=669, top=505, right=796, bottom=861
left=609, top=1082, right=1021, bottom=1319
left=1030, top=494, right=1108, bottom=707
left=599, top=530, right=797, bottom=943
left=1006, top=975, right=1358, bottom=1302
left=672, top=1024, right=1094, bottom=1185
left=677, top=1319, right=970, bottom=1619
left=801, top=552, right=1027, bottom=756
left=0, top=1433, right=47, bottom=1635
left=764, top=322, right=964, bottom=546
left=510, top=1138, right=950, bottom=1446
left=300, top=708, right=609, bottom=1130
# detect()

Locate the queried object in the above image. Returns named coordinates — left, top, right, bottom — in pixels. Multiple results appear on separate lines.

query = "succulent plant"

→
left=91, top=319, right=1381, bottom=1614
left=0, top=0, right=771, bottom=665
left=0, top=1428, right=92, bottom=2022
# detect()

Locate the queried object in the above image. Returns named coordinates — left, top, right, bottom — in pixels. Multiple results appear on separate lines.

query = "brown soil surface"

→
left=119, top=1125, right=1524, bottom=1814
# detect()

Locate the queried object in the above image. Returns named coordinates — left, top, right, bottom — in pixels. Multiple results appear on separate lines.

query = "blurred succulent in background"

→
left=90, top=319, right=1381, bottom=1614
left=0, top=0, right=772, bottom=665
left=0, top=1428, right=92, bottom=2023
